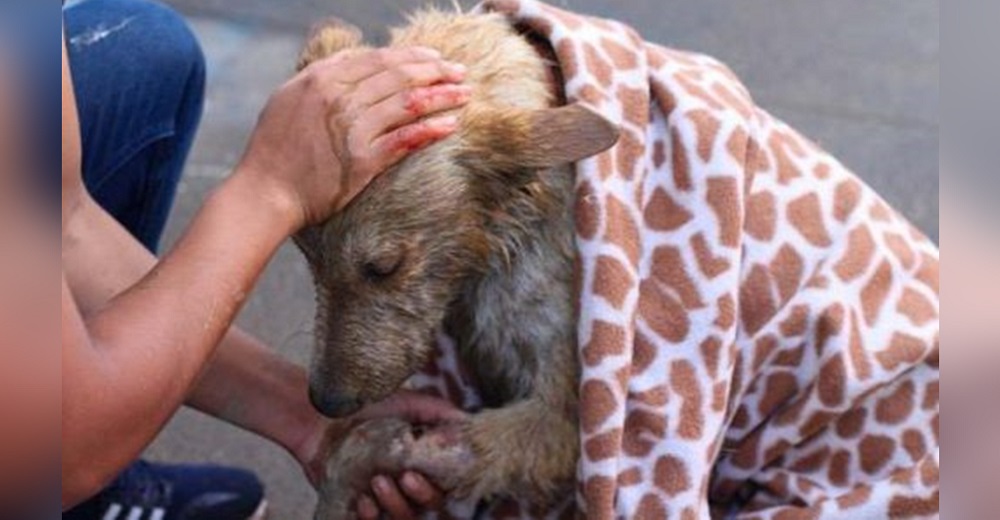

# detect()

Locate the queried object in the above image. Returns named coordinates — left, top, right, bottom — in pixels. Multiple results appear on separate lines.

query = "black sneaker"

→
left=63, top=460, right=267, bottom=520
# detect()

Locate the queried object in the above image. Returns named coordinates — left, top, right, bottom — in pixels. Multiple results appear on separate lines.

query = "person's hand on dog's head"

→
left=235, top=47, right=471, bottom=233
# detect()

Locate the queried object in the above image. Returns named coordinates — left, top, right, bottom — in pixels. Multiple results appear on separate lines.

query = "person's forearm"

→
left=186, top=328, right=325, bottom=456
left=63, top=170, right=298, bottom=502
left=63, top=174, right=323, bottom=453
left=0, top=187, right=60, bottom=513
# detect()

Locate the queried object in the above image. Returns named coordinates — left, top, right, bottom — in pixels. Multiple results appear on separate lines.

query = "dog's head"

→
left=295, top=13, right=618, bottom=417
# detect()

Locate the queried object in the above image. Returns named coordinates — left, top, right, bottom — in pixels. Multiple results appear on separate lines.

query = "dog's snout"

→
left=309, top=385, right=363, bottom=418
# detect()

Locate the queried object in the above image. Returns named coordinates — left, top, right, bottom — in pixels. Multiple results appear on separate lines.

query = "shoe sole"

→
left=248, top=499, right=269, bottom=520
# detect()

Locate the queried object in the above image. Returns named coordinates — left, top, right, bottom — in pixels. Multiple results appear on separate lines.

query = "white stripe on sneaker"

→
left=125, top=506, right=143, bottom=520
left=101, top=503, right=123, bottom=520
left=149, top=507, right=166, bottom=520
left=248, top=499, right=268, bottom=520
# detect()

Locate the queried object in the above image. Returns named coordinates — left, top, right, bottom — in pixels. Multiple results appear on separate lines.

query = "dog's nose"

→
left=309, top=385, right=363, bottom=418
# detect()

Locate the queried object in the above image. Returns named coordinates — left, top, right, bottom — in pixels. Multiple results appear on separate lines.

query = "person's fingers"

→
left=309, top=52, right=466, bottom=128
left=352, top=61, right=467, bottom=108
left=353, top=115, right=459, bottom=178
left=307, top=46, right=444, bottom=84
left=359, top=84, right=472, bottom=138
left=358, top=390, right=467, bottom=424
left=400, top=471, right=446, bottom=510
left=298, top=47, right=453, bottom=126
left=338, top=83, right=469, bottom=181
left=356, top=493, right=381, bottom=520
left=371, top=475, right=416, bottom=520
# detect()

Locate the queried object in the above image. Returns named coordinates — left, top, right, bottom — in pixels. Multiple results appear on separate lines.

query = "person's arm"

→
left=62, top=25, right=82, bottom=230
left=63, top=158, right=304, bottom=506
left=63, top=32, right=298, bottom=504
left=0, top=201, right=58, bottom=517
left=64, top=178, right=459, bottom=520
left=0, top=53, right=60, bottom=514
left=61, top=25, right=470, bottom=508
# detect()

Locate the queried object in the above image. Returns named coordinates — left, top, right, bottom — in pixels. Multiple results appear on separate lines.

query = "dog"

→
left=295, top=8, right=617, bottom=518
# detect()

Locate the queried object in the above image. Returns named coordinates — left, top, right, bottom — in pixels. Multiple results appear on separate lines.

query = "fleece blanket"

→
left=409, top=1, right=941, bottom=518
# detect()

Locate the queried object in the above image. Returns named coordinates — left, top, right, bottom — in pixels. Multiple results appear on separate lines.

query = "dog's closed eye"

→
left=361, top=254, right=403, bottom=281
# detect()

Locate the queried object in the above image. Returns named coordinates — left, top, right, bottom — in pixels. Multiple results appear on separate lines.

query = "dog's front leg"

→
left=457, top=398, right=578, bottom=506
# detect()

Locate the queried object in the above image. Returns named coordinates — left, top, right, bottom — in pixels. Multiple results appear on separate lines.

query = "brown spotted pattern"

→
left=407, top=1, right=940, bottom=518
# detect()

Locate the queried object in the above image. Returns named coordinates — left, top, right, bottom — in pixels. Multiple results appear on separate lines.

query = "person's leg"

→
left=64, top=0, right=205, bottom=252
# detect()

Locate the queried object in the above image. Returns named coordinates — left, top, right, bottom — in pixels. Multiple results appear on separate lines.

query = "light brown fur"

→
left=295, top=9, right=618, bottom=519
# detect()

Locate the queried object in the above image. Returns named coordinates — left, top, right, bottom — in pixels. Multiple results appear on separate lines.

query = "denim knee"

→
left=138, top=0, right=206, bottom=90
left=66, top=0, right=207, bottom=181
left=67, top=0, right=206, bottom=88
left=64, top=0, right=207, bottom=250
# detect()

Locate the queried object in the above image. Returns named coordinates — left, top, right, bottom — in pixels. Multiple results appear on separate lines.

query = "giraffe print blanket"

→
left=410, top=1, right=940, bottom=518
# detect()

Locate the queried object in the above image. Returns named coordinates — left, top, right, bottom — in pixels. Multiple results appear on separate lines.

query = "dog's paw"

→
left=402, top=421, right=476, bottom=489
left=315, top=418, right=411, bottom=520
left=314, top=418, right=475, bottom=520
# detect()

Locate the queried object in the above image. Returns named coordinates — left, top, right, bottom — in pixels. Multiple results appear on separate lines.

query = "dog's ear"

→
left=298, top=19, right=366, bottom=71
left=458, top=103, right=619, bottom=180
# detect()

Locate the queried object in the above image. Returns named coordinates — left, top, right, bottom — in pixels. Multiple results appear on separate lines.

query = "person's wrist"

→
left=291, top=415, right=354, bottom=487
left=227, top=159, right=305, bottom=235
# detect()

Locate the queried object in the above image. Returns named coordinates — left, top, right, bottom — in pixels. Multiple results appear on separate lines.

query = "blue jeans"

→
left=64, top=0, right=205, bottom=252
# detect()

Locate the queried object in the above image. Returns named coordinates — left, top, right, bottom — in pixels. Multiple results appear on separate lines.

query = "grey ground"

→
left=148, top=1, right=938, bottom=518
